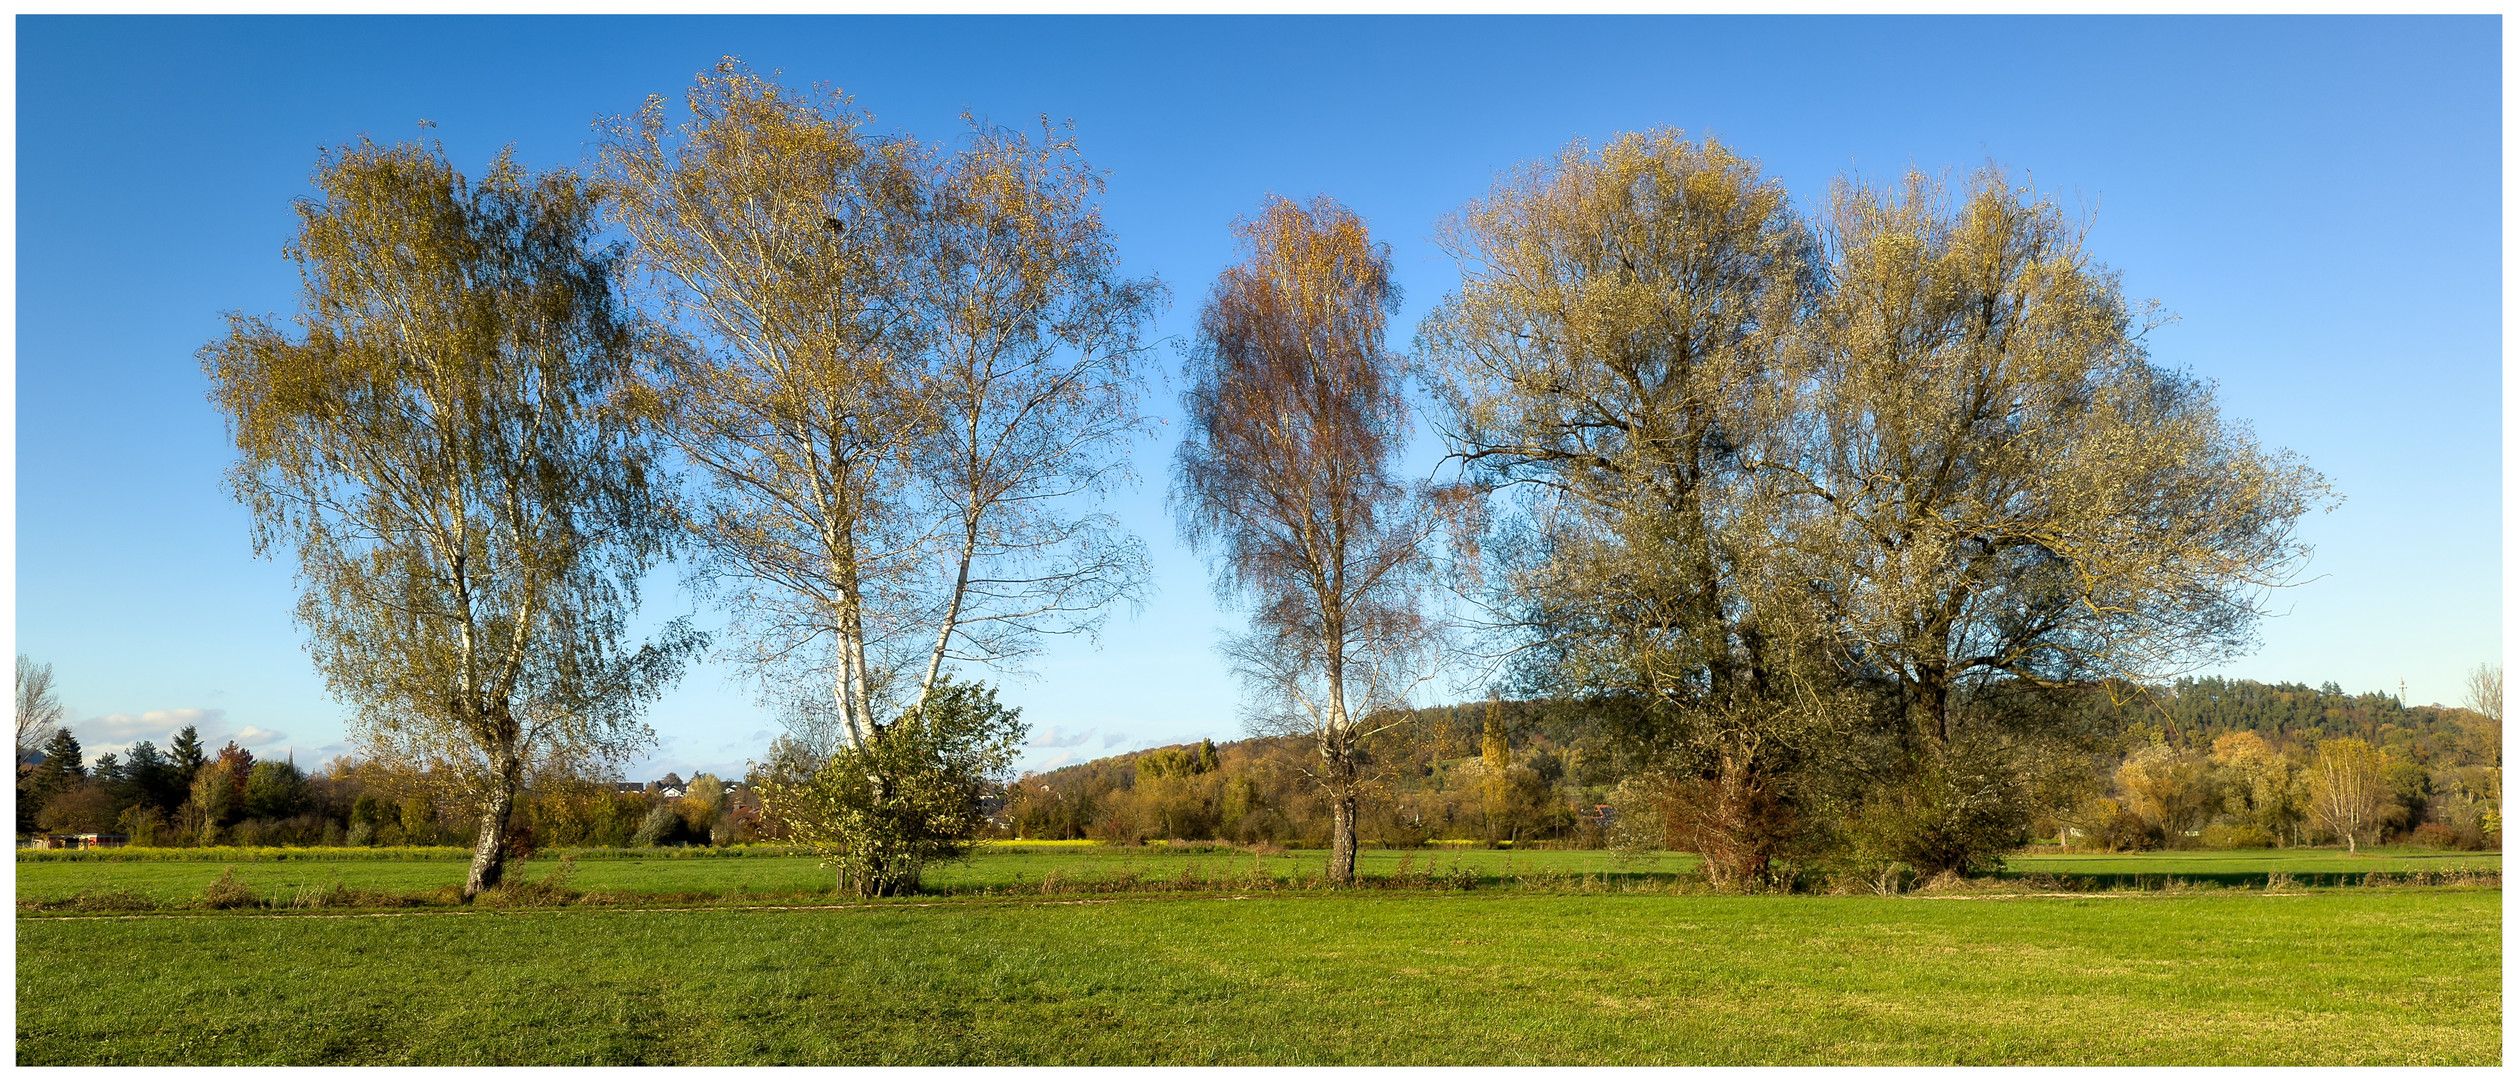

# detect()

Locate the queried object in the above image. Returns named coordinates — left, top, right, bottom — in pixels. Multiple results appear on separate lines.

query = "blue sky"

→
left=14, top=15, right=2501, bottom=780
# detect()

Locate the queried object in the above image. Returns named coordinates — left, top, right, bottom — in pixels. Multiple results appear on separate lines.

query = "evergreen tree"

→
left=20, top=728, right=87, bottom=833
left=120, top=740, right=181, bottom=813
left=168, top=726, right=207, bottom=787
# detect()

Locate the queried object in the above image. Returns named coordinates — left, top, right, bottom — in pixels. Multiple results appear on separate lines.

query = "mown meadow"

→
left=15, top=842, right=2499, bottom=908
left=16, top=844, right=2503, bottom=1065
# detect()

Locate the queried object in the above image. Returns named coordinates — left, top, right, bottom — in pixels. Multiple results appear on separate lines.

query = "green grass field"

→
left=16, top=886, right=2497, bottom=1065
left=15, top=843, right=2497, bottom=907
left=18, top=844, right=2500, bottom=1065
left=14, top=844, right=1704, bottom=906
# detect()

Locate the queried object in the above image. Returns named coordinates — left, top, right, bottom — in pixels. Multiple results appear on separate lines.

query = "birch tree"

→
left=1174, top=195, right=1458, bottom=885
left=2307, top=737, right=2390, bottom=853
left=904, top=118, right=1164, bottom=699
left=600, top=64, right=931, bottom=754
left=203, top=137, right=694, bottom=898
left=602, top=63, right=1160, bottom=759
left=604, top=63, right=1157, bottom=893
left=16, top=655, right=65, bottom=765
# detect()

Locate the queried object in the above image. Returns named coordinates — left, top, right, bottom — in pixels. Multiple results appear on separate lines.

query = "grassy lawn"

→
left=2007, top=847, right=2501, bottom=886
left=14, top=845, right=1699, bottom=906
left=16, top=887, right=2497, bottom=1065
left=17, top=843, right=2495, bottom=907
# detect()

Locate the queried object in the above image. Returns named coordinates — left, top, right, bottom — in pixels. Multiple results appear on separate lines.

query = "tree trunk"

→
left=463, top=780, right=517, bottom=900
left=1329, top=783, right=1359, bottom=886
left=1325, top=737, right=1359, bottom=886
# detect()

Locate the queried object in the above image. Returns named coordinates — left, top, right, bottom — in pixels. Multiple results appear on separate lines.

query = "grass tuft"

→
left=197, top=868, right=261, bottom=910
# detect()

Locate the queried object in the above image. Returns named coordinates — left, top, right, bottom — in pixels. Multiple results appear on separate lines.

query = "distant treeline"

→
left=17, top=724, right=767, bottom=851
left=22, top=676, right=2496, bottom=859
left=1003, top=679, right=2502, bottom=854
left=2128, top=676, right=2470, bottom=747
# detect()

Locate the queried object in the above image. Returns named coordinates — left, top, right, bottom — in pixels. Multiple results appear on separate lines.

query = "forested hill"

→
left=1003, top=678, right=2498, bottom=848
left=2086, top=677, right=2484, bottom=758
left=1030, top=678, right=2481, bottom=786
left=1021, top=694, right=1624, bottom=794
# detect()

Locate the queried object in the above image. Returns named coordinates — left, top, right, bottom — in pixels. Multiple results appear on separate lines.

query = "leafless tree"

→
left=2459, top=661, right=2500, bottom=791
left=16, top=655, right=65, bottom=765
left=2463, top=663, right=2502, bottom=725
left=1174, top=195, right=1461, bottom=885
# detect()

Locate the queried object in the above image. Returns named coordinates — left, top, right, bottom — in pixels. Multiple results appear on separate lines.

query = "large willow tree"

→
left=1421, top=132, right=2329, bottom=884
left=1416, top=131, right=1830, bottom=886
left=1769, top=172, right=2331, bottom=874
left=203, top=138, right=695, bottom=898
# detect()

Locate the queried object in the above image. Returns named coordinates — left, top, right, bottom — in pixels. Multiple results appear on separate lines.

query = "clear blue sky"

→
left=14, top=15, right=2501, bottom=780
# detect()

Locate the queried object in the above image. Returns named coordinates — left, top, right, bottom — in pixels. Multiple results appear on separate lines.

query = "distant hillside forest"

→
left=1002, top=677, right=2503, bottom=854
left=17, top=723, right=769, bottom=852
left=22, top=676, right=2496, bottom=861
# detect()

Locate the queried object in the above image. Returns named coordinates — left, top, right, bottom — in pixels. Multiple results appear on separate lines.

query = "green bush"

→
left=629, top=805, right=681, bottom=847
left=2202, top=822, right=2275, bottom=850
left=760, top=677, right=1025, bottom=897
left=1825, top=741, right=2037, bottom=881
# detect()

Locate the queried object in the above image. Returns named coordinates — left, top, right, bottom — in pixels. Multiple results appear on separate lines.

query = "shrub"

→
left=2201, top=822, right=2274, bottom=850
left=1830, top=741, right=2036, bottom=880
left=2408, top=822, right=2463, bottom=849
left=35, top=780, right=120, bottom=835
left=709, top=811, right=757, bottom=847
left=18, top=889, right=159, bottom=914
left=629, top=804, right=681, bottom=847
left=475, top=855, right=581, bottom=908
left=115, top=804, right=170, bottom=847
left=760, top=677, right=1024, bottom=897
left=291, top=882, right=418, bottom=909
left=72, top=889, right=158, bottom=913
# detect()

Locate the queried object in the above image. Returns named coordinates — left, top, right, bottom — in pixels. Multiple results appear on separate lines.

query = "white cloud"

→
left=302, top=744, right=357, bottom=770
left=1102, top=732, right=1131, bottom=748
left=77, top=707, right=224, bottom=744
left=68, top=707, right=308, bottom=766
left=1023, top=750, right=1082, bottom=773
left=1029, top=725, right=1094, bottom=749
